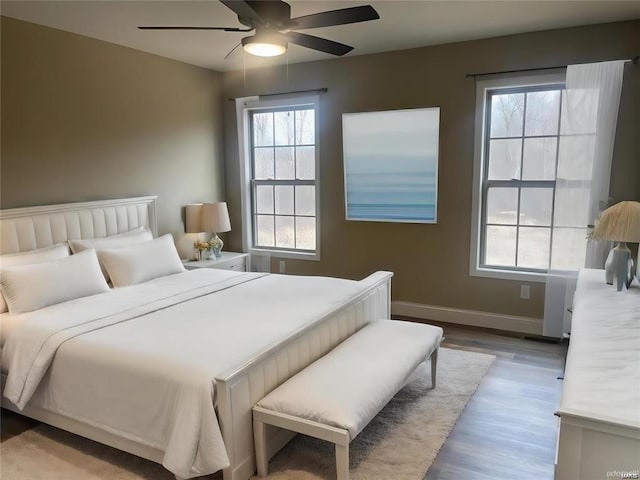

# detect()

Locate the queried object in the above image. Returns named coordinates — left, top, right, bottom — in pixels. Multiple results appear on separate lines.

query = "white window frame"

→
left=237, top=94, right=321, bottom=261
left=470, top=72, right=565, bottom=282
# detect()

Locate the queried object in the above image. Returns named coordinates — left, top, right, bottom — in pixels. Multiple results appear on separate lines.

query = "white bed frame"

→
left=0, top=196, right=392, bottom=480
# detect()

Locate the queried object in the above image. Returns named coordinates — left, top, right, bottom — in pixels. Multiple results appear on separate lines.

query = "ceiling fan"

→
left=139, top=0, right=380, bottom=58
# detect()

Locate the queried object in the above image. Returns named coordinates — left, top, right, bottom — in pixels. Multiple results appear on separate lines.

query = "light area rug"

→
left=0, top=347, right=494, bottom=480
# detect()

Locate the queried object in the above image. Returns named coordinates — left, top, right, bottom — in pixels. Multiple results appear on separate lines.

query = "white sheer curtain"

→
left=542, top=60, right=626, bottom=337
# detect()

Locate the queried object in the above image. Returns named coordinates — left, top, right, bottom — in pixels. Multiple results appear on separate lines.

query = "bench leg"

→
left=431, top=347, right=439, bottom=389
left=335, top=441, right=349, bottom=480
left=254, top=418, right=268, bottom=477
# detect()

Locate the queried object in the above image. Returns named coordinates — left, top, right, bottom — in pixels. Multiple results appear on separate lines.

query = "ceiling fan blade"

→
left=286, top=32, right=353, bottom=56
left=220, top=0, right=266, bottom=27
left=138, top=26, right=251, bottom=31
left=287, top=5, right=379, bottom=30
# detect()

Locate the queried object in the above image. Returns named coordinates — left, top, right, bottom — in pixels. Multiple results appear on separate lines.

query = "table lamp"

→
left=185, top=203, right=206, bottom=260
left=185, top=204, right=203, bottom=234
left=201, top=202, right=231, bottom=258
left=592, top=201, right=640, bottom=291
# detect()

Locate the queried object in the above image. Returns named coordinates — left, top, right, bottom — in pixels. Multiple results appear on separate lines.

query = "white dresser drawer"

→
left=183, top=252, right=249, bottom=272
left=210, top=257, right=246, bottom=271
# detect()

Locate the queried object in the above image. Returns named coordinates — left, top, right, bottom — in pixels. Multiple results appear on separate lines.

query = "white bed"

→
left=0, top=196, right=392, bottom=480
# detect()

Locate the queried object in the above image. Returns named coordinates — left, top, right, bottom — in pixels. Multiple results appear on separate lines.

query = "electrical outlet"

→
left=520, top=285, right=530, bottom=300
left=279, top=260, right=286, bottom=273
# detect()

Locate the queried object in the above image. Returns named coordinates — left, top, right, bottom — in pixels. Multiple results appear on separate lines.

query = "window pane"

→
left=296, top=146, right=315, bottom=180
left=488, top=139, right=522, bottom=180
left=479, top=86, right=564, bottom=274
left=486, top=188, right=518, bottom=225
left=522, top=138, right=557, bottom=180
left=295, top=109, right=315, bottom=145
left=296, top=217, right=316, bottom=250
left=253, top=112, right=273, bottom=146
left=275, top=185, right=294, bottom=215
left=254, top=148, right=274, bottom=179
left=249, top=105, right=317, bottom=254
left=485, top=226, right=516, bottom=267
left=525, top=90, right=560, bottom=136
left=275, top=147, right=295, bottom=180
left=274, top=111, right=294, bottom=146
left=256, top=215, right=274, bottom=247
left=520, top=188, right=553, bottom=226
left=295, top=186, right=316, bottom=216
left=518, top=227, right=551, bottom=269
left=255, top=185, right=274, bottom=214
left=275, top=216, right=295, bottom=248
left=490, top=93, right=524, bottom=138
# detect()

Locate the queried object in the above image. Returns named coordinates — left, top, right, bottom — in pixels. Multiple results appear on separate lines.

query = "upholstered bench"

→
left=252, top=319, right=444, bottom=480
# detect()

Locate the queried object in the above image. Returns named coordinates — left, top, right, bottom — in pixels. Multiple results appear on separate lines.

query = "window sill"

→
left=250, top=247, right=320, bottom=262
left=470, top=266, right=548, bottom=283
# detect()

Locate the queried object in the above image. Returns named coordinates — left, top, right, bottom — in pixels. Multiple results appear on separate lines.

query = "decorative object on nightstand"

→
left=194, top=240, right=213, bottom=261
left=592, top=200, right=640, bottom=291
left=201, top=202, right=231, bottom=258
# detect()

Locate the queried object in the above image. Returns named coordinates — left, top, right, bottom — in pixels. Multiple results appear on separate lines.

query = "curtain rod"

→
left=465, top=55, right=639, bottom=78
left=227, top=87, right=327, bottom=101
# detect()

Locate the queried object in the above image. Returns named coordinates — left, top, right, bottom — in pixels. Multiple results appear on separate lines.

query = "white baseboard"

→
left=392, top=301, right=543, bottom=336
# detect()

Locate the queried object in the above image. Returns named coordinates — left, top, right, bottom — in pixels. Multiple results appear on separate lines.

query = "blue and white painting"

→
left=342, top=107, right=439, bottom=223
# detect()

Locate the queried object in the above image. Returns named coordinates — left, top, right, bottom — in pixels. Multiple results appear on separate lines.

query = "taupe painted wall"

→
left=1, top=17, right=225, bottom=257
left=2, top=16, right=637, bottom=323
left=223, top=20, right=640, bottom=321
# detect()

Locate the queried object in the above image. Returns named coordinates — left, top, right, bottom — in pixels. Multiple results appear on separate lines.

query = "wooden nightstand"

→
left=183, top=252, right=250, bottom=272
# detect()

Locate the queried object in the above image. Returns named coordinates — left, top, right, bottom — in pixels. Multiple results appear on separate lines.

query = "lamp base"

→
left=209, top=233, right=224, bottom=258
left=604, top=242, right=632, bottom=291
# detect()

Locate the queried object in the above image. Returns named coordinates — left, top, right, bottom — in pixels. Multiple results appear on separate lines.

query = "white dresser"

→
left=555, top=269, right=640, bottom=480
left=182, top=251, right=249, bottom=272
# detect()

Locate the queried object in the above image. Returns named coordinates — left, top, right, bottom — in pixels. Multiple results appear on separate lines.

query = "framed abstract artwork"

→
left=342, top=107, right=439, bottom=223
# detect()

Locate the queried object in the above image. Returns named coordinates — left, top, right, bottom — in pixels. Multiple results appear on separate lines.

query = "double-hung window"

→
left=238, top=95, right=320, bottom=260
left=471, top=74, right=565, bottom=281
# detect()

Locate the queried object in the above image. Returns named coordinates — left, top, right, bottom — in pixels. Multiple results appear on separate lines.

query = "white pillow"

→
left=68, top=227, right=152, bottom=254
left=0, top=244, right=70, bottom=313
left=98, top=234, right=185, bottom=287
left=0, top=249, right=109, bottom=314
left=69, top=227, right=153, bottom=281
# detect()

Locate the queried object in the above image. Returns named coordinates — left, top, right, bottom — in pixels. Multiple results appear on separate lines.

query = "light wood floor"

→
left=415, top=320, right=567, bottom=480
left=1, top=321, right=567, bottom=480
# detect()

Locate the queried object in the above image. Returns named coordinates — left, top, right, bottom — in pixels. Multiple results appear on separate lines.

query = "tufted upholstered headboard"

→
left=0, top=196, right=158, bottom=255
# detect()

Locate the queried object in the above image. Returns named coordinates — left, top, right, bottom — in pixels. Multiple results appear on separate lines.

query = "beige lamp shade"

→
left=185, top=204, right=204, bottom=233
left=592, top=201, right=640, bottom=243
left=201, top=202, right=231, bottom=233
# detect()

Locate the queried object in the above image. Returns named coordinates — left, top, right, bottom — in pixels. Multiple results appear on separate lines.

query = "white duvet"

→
left=1, top=268, right=367, bottom=478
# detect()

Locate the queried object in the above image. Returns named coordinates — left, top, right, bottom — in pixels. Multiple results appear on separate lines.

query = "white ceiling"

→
left=2, top=1, right=639, bottom=72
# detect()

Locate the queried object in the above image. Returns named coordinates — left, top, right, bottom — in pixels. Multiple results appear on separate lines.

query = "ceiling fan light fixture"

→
left=242, top=34, right=287, bottom=57
left=140, top=1, right=379, bottom=59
